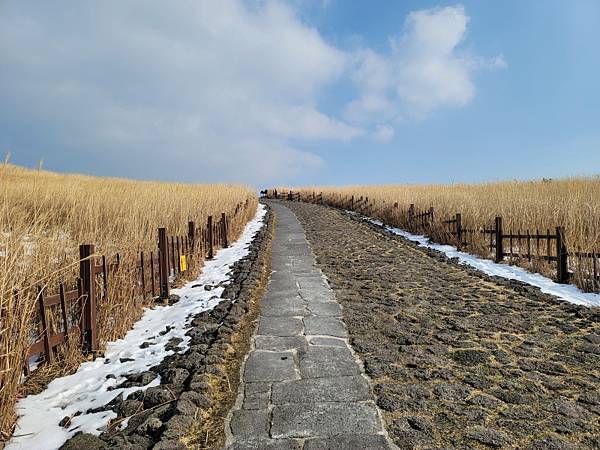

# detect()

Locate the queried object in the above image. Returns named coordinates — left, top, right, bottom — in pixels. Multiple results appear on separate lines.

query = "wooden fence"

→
left=262, top=189, right=599, bottom=291
left=24, top=200, right=250, bottom=374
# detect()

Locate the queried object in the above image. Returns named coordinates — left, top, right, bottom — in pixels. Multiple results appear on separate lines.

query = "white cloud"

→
left=371, top=124, right=395, bottom=143
left=346, top=4, right=505, bottom=122
left=0, top=2, right=503, bottom=183
left=0, top=0, right=358, bottom=184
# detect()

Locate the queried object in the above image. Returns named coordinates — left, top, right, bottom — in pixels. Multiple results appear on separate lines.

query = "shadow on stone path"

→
left=224, top=202, right=394, bottom=449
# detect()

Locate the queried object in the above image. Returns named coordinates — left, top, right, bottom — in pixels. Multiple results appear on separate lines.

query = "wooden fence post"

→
left=79, top=244, right=97, bottom=352
left=556, top=226, right=568, bottom=283
left=495, top=217, right=503, bottom=262
left=207, top=216, right=214, bottom=259
left=188, top=221, right=195, bottom=252
left=37, top=286, right=53, bottom=364
left=221, top=212, right=228, bottom=248
left=455, top=213, right=462, bottom=251
left=158, top=228, right=169, bottom=299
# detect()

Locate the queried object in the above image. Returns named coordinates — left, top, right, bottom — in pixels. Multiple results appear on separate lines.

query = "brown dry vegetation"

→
left=282, top=177, right=600, bottom=291
left=0, top=164, right=257, bottom=441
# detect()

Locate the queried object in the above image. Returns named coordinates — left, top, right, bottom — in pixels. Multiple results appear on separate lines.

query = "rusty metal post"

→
left=556, top=226, right=568, bottom=283
left=221, top=212, right=228, bottom=248
left=207, top=216, right=214, bottom=259
left=495, top=217, right=503, bottom=262
left=79, top=244, right=97, bottom=352
left=158, top=228, right=169, bottom=299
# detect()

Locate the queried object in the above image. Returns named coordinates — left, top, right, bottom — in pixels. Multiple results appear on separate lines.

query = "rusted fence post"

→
left=207, top=215, right=214, bottom=259
left=350, top=195, right=354, bottom=210
left=79, top=244, right=97, bottom=352
left=495, top=217, right=503, bottom=262
left=455, top=213, right=462, bottom=251
left=556, top=226, right=568, bottom=283
left=221, top=212, right=228, bottom=248
left=158, top=228, right=169, bottom=299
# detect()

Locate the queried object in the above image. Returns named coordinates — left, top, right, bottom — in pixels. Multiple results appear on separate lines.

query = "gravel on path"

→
left=225, top=201, right=394, bottom=450
left=283, top=201, right=600, bottom=450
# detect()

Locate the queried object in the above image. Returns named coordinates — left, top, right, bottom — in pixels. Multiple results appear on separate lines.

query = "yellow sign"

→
left=179, top=255, right=187, bottom=272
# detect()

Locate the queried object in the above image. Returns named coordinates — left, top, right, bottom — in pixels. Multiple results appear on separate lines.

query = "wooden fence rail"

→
left=24, top=200, right=252, bottom=374
left=262, top=189, right=599, bottom=291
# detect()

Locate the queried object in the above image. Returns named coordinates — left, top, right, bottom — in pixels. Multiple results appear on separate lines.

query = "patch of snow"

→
left=7, top=205, right=267, bottom=450
left=355, top=213, right=600, bottom=308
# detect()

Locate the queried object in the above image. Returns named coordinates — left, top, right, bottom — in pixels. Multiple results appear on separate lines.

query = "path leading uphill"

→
left=225, top=202, right=394, bottom=449
left=282, top=201, right=600, bottom=450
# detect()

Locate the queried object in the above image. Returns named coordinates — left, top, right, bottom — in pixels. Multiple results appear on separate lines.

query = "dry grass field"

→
left=0, top=164, right=257, bottom=440
left=284, top=177, right=600, bottom=290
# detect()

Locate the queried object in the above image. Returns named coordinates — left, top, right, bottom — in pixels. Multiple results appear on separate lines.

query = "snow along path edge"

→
left=7, top=204, right=267, bottom=450
left=346, top=211, right=599, bottom=308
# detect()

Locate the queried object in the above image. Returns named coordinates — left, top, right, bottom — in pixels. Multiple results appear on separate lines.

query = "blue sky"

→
left=1, top=0, right=599, bottom=187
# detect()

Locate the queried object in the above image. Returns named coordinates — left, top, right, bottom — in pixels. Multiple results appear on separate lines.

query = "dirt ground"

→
left=284, top=201, right=599, bottom=450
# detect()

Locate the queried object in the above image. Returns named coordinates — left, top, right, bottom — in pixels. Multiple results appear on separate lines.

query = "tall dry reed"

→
left=0, top=164, right=257, bottom=440
left=281, top=177, right=600, bottom=290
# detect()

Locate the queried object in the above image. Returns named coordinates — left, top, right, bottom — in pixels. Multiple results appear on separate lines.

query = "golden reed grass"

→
left=0, top=163, right=257, bottom=441
left=282, top=177, right=600, bottom=290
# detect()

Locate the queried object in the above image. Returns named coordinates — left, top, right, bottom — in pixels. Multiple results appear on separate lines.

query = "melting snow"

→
left=7, top=205, right=267, bottom=450
left=358, top=214, right=599, bottom=308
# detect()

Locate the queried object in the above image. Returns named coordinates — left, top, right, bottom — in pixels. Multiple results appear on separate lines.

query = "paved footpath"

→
left=225, top=202, right=394, bottom=449
left=283, top=201, right=600, bottom=450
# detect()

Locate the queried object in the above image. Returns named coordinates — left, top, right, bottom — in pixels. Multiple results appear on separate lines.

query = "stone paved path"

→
left=284, top=201, right=600, bottom=450
left=225, top=202, right=394, bottom=450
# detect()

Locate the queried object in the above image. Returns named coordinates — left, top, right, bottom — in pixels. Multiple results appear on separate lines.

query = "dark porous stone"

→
left=138, top=416, right=163, bottom=436
left=526, top=436, right=577, bottom=450
left=468, top=394, right=504, bottom=410
left=176, top=352, right=204, bottom=371
left=165, top=337, right=183, bottom=352
left=162, top=368, right=189, bottom=386
left=450, top=349, right=489, bottom=366
left=153, top=440, right=188, bottom=450
left=59, top=432, right=106, bottom=450
left=466, top=426, right=510, bottom=448
left=433, top=383, right=470, bottom=401
left=58, top=416, right=71, bottom=428
left=125, top=371, right=157, bottom=386
left=179, top=390, right=210, bottom=409
left=160, top=415, right=194, bottom=441
left=115, top=399, right=143, bottom=417
left=143, top=387, right=174, bottom=409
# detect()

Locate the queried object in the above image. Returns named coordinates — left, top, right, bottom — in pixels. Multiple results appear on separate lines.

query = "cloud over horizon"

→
left=0, top=1, right=503, bottom=185
left=346, top=5, right=506, bottom=126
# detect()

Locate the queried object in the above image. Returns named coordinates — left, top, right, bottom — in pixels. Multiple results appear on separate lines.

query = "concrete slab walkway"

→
left=225, top=202, right=394, bottom=450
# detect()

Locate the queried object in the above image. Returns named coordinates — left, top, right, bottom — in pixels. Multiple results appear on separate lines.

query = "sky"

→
left=1, top=0, right=599, bottom=187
